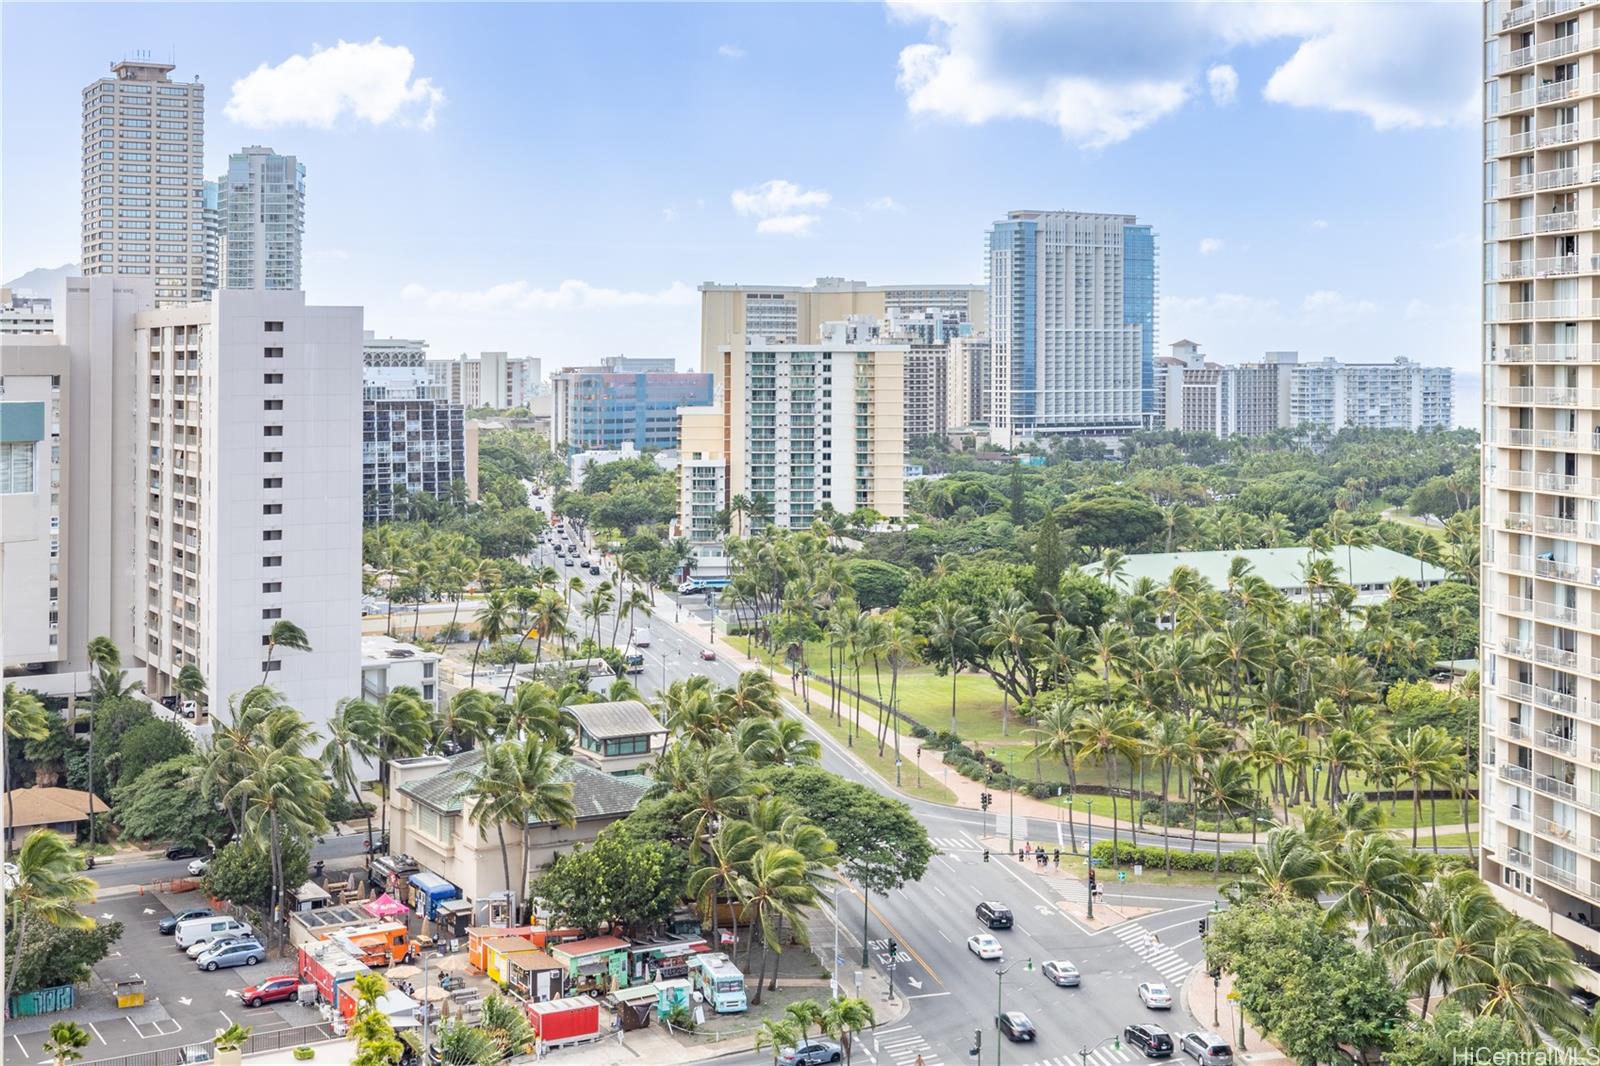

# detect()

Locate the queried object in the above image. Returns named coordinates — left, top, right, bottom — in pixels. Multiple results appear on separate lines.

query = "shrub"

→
left=292, top=1049, right=314, bottom=1062
left=908, top=722, right=930, bottom=739
left=1089, top=840, right=1256, bottom=874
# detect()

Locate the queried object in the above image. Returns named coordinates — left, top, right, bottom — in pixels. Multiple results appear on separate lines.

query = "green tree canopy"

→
left=201, top=838, right=309, bottom=910
left=757, top=767, right=932, bottom=895
left=531, top=827, right=688, bottom=936
left=843, top=559, right=911, bottom=611
left=5, top=919, right=124, bottom=994
left=111, top=754, right=230, bottom=850
left=113, top=718, right=193, bottom=788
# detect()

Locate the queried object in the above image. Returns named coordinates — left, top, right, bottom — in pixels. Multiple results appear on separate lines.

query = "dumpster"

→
left=608, top=983, right=658, bottom=1031
left=526, top=997, right=602, bottom=1049
left=114, top=977, right=147, bottom=1009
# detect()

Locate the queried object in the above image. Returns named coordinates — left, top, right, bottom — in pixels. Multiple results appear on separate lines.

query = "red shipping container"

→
left=525, top=997, right=601, bottom=1043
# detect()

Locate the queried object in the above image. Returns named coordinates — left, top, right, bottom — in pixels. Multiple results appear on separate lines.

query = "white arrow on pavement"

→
left=100, top=913, right=114, bottom=920
left=142, top=908, right=156, bottom=915
left=224, top=989, right=241, bottom=999
left=906, top=977, right=923, bottom=990
left=177, top=997, right=192, bottom=1006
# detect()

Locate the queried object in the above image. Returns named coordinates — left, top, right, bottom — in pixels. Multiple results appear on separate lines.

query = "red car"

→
left=700, top=648, right=717, bottom=661
left=240, top=975, right=299, bottom=1008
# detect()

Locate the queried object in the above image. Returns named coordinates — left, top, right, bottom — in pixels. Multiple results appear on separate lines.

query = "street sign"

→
left=1117, top=870, right=1128, bottom=882
left=1090, top=857, right=1101, bottom=867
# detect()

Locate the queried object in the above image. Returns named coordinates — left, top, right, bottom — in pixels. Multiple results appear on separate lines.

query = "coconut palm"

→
left=718, top=669, right=782, bottom=724
left=321, top=698, right=379, bottom=849
left=754, top=1019, right=801, bottom=1066
left=1323, top=828, right=1419, bottom=942
left=925, top=601, right=977, bottom=735
left=740, top=843, right=815, bottom=1003
left=1226, top=827, right=1325, bottom=903
left=436, top=688, right=500, bottom=753
left=226, top=738, right=331, bottom=934
left=680, top=744, right=760, bottom=857
left=687, top=819, right=759, bottom=951
left=1194, top=755, right=1257, bottom=873
left=471, top=737, right=575, bottom=925
left=736, top=716, right=821, bottom=768
left=786, top=1000, right=826, bottom=1048
left=821, top=996, right=876, bottom=1066
left=5, top=830, right=96, bottom=998
left=261, top=619, right=312, bottom=684
left=1449, top=922, right=1583, bottom=1042
left=1143, top=712, right=1191, bottom=873
left=1026, top=696, right=1082, bottom=853
left=350, top=686, right=432, bottom=843
left=505, top=683, right=564, bottom=745
left=175, top=663, right=208, bottom=716
left=1391, top=869, right=1507, bottom=1018
left=1390, top=726, right=1454, bottom=849
left=470, top=590, right=515, bottom=687
left=42, top=1022, right=91, bottom=1066
left=1069, top=698, right=1148, bottom=864
left=4, top=683, right=50, bottom=852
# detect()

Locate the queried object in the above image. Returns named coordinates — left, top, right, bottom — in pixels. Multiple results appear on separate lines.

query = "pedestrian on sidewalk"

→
left=1052, top=848, right=1061, bottom=867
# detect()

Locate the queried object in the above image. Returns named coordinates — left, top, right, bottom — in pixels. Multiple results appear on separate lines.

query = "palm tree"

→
left=1025, top=697, right=1081, bottom=853
left=925, top=602, right=976, bottom=736
left=1391, top=869, right=1506, bottom=1018
left=351, top=686, right=432, bottom=843
left=687, top=819, right=758, bottom=950
left=175, top=662, right=208, bottom=717
left=322, top=698, right=378, bottom=849
left=754, top=1019, right=801, bottom=1066
left=1069, top=699, right=1148, bottom=864
left=261, top=619, right=312, bottom=684
left=505, top=683, right=564, bottom=745
left=877, top=612, right=922, bottom=782
left=470, top=590, right=515, bottom=687
left=5, top=830, right=96, bottom=998
left=227, top=739, right=330, bottom=935
left=1143, top=712, right=1190, bottom=873
left=786, top=1000, right=826, bottom=1048
left=1194, top=755, right=1257, bottom=873
left=84, top=635, right=133, bottom=848
left=741, top=843, right=814, bottom=1003
left=1323, top=829, right=1419, bottom=943
left=42, top=1022, right=91, bottom=1066
left=1390, top=726, right=1453, bottom=849
left=436, top=688, right=500, bottom=752
left=719, top=669, right=783, bottom=724
left=4, top=683, right=50, bottom=852
left=1450, top=922, right=1583, bottom=1042
left=736, top=716, right=821, bottom=768
left=471, top=737, right=576, bottom=923
left=1226, top=827, right=1325, bottom=902
left=680, top=745, right=760, bottom=858
left=821, top=996, right=875, bottom=1066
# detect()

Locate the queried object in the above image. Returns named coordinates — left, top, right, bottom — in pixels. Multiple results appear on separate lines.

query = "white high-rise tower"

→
left=219, top=146, right=305, bottom=291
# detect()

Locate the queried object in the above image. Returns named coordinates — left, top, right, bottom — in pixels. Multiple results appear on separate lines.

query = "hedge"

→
left=1089, top=840, right=1257, bottom=874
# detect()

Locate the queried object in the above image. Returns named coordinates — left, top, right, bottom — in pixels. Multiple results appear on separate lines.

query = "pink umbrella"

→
left=364, top=893, right=410, bottom=918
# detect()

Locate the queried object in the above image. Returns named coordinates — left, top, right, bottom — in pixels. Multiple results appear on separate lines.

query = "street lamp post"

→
left=1078, top=1035, right=1123, bottom=1066
left=1007, top=751, right=1017, bottom=854
left=831, top=884, right=844, bottom=999
left=995, top=956, right=1032, bottom=1066
left=419, top=949, right=442, bottom=1056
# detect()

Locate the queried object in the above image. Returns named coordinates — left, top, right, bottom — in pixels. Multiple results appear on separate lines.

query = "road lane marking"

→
left=11, top=1034, right=29, bottom=1058
left=990, top=848, right=1091, bottom=935
left=841, top=883, right=943, bottom=988
left=937, top=928, right=950, bottom=942
left=906, top=991, right=952, bottom=999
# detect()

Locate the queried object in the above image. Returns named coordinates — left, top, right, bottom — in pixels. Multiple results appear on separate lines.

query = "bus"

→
left=677, top=578, right=731, bottom=596
left=688, top=952, right=747, bottom=1013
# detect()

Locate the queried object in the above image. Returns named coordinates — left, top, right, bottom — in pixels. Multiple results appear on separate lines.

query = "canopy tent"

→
left=364, top=893, right=410, bottom=919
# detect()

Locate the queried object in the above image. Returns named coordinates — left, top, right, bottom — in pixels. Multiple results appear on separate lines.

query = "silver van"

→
left=1180, top=1032, right=1234, bottom=1066
left=175, top=915, right=252, bottom=950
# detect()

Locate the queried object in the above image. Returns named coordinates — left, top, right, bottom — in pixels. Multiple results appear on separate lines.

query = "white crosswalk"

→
left=1112, top=920, right=1199, bottom=982
left=1021, top=1050, right=1141, bottom=1066
left=929, top=835, right=980, bottom=852
left=874, top=1023, right=945, bottom=1066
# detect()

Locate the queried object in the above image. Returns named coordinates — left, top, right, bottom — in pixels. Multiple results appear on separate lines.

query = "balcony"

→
left=1537, top=514, right=1580, bottom=535
left=1509, top=804, right=1533, bottom=826
left=1535, top=684, right=1580, bottom=714
left=1507, top=846, right=1535, bottom=870
left=1540, top=208, right=1580, bottom=231
left=1537, top=167, right=1583, bottom=190
left=1497, top=467, right=1536, bottom=487
left=1507, top=717, right=1533, bottom=739
left=1505, top=553, right=1535, bottom=574
left=1534, top=771, right=1582, bottom=804
left=1501, top=172, right=1539, bottom=196
left=1536, top=856, right=1581, bottom=891
left=1503, top=512, right=1536, bottom=531
left=1539, top=343, right=1600, bottom=362
left=1501, top=764, right=1535, bottom=786
left=1536, top=599, right=1581, bottom=624
left=1539, top=0, right=1589, bottom=16
left=1501, top=344, right=1536, bottom=362
left=1539, top=729, right=1581, bottom=756
left=1539, top=815, right=1580, bottom=842
left=1536, top=254, right=1583, bottom=275
left=1536, top=555, right=1584, bottom=579
left=1501, top=2, right=1536, bottom=28
left=1537, top=644, right=1582, bottom=670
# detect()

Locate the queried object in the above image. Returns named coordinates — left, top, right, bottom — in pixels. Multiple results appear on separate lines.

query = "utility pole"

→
left=1078, top=1034, right=1122, bottom=1066
left=1007, top=751, right=1016, bottom=853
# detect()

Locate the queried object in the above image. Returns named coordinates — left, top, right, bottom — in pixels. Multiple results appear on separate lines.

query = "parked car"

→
left=1571, top=988, right=1600, bottom=1016
left=187, top=857, right=209, bottom=876
left=778, top=1040, right=843, bottom=1065
left=197, top=940, right=264, bottom=971
left=1124, top=1025, right=1175, bottom=1059
left=180, top=700, right=198, bottom=718
left=176, top=915, right=252, bottom=950
left=976, top=901, right=1013, bottom=929
left=967, top=934, right=1003, bottom=960
left=700, top=648, right=717, bottom=661
left=1139, top=982, right=1174, bottom=1009
left=998, top=1012, right=1036, bottom=1042
left=1180, top=1032, right=1234, bottom=1066
left=188, top=934, right=256, bottom=959
left=164, top=844, right=202, bottom=861
left=241, top=976, right=300, bottom=1008
left=1042, top=960, right=1080, bottom=987
left=159, top=907, right=212, bottom=936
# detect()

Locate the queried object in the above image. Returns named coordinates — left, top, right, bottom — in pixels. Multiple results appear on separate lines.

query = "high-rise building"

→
left=984, top=210, right=1157, bottom=446
left=134, top=289, right=363, bottom=726
left=1287, top=357, right=1452, bottom=432
left=1155, top=341, right=1223, bottom=435
left=1, top=289, right=55, bottom=335
left=698, top=277, right=985, bottom=367
left=362, top=332, right=465, bottom=523
left=424, top=352, right=540, bottom=408
left=1, top=341, right=68, bottom=669
left=550, top=364, right=713, bottom=452
left=218, top=146, right=305, bottom=291
left=677, top=320, right=905, bottom=573
left=947, top=333, right=991, bottom=431
left=1481, top=0, right=1600, bottom=977
left=903, top=343, right=948, bottom=442
left=80, top=59, right=206, bottom=307
left=201, top=179, right=220, bottom=296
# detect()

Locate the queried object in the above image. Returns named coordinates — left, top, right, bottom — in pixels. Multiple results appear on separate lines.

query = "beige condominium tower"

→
left=1483, top=0, right=1600, bottom=986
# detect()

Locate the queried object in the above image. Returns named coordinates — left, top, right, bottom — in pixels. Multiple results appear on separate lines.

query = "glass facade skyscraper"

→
left=550, top=367, right=714, bottom=451
left=218, top=146, right=304, bottom=291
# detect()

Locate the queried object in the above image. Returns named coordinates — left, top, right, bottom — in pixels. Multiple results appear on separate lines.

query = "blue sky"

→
left=3, top=2, right=1482, bottom=397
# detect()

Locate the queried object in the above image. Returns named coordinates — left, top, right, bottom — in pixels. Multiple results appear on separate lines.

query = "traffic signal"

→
left=983, top=849, right=990, bottom=862
left=980, top=792, right=992, bottom=810
left=973, top=1029, right=983, bottom=1054
left=887, top=939, right=898, bottom=960
left=1198, top=918, right=1208, bottom=936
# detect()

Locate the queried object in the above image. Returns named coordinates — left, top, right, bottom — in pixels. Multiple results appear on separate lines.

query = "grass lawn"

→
left=786, top=695, right=957, bottom=806
left=1031, top=848, right=1238, bottom=891
left=1289, top=795, right=1477, bottom=830
left=1417, top=831, right=1476, bottom=848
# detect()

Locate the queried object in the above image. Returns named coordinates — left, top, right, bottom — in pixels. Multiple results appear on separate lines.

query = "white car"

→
left=1139, top=981, right=1174, bottom=1009
left=967, top=934, right=1004, bottom=960
left=187, top=857, right=209, bottom=876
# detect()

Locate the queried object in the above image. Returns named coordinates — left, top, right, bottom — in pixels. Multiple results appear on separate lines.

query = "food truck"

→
left=526, top=997, right=602, bottom=1050
left=506, top=949, right=568, bottom=1003
left=466, top=925, right=583, bottom=973
left=688, top=952, right=747, bottom=1013
left=296, top=942, right=370, bottom=1009
left=626, top=936, right=708, bottom=983
left=330, top=921, right=410, bottom=967
left=407, top=872, right=460, bottom=921
left=550, top=936, right=631, bottom=995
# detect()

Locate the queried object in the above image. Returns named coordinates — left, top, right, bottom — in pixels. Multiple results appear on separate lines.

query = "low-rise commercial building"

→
left=550, top=362, right=712, bottom=453
left=361, top=635, right=441, bottom=713
left=1089, top=545, right=1450, bottom=604
left=562, top=700, right=668, bottom=776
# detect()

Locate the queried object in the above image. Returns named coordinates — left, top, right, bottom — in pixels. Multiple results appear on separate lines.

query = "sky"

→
left=2, top=2, right=1483, bottom=401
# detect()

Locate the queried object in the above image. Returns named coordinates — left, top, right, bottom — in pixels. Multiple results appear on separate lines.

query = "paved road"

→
left=90, top=833, right=374, bottom=890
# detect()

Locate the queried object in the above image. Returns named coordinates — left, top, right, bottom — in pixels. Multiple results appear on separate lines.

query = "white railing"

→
left=1535, top=685, right=1579, bottom=714
left=1539, top=730, right=1580, bottom=756
left=1535, top=388, right=1579, bottom=405
left=1509, top=804, right=1533, bottom=826
left=1501, top=764, right=1535, bottom=785
left=1504, top=636, right=1535, bottom=658
left=1502, top=2, right=1535, bottom=28
left=1507, top=846, right=1534, bottom=870
left=1539, top=209, right=1579, bottom=231
left=1536, top=600, right=1581, bottom=624
left=1503, top=259, right=1537, bottom=279
left=1504, top=678, right=1537, bottom=702
left=1502, top=172, right=1539, bottom=196
left=1501, top=344, right=1535, bottom=361
left=1536, top=514, right=1580, bottom=535
left=1536, top=856, right=1581, bottom=890
left=1535, top=554, right=1583, bottom=578
left=1537, top=643, right=1581, bottom=668
left=1503, top=512, right=1536, bottom=532
left=1498, top=467, right=1536, bottom=487
left=1505, top=553, right=1535, bottom=574
left=1536, top=254, right=1582, bottom=275
left=1507, top=718, right=1533, bottom=739
left=1537, top=344, right=1600, bottom=362
left=1537, top=166, right=1582, bottom=190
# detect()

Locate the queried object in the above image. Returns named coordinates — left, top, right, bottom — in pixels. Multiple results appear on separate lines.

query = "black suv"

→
left=976, top=901, right=1013, bottom=929
left=1125, top=1025, right=1174, bottom=1059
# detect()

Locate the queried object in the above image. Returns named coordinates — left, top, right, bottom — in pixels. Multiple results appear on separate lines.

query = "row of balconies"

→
left=1500, top=32, right=1600, bottom=76
left=1502, top=208, right=1600, bottom=236
left=1500, top=343, right=1600, bottom=361
left=1500, top=552, right=1600, bottom=583
left=1498, top=0, right=1594, bottom=33
left=1495, top=427, right=1600, bottom=449
left=1495, top=299, right=1600, bottom=321
left=1499, top=253, right=1600, bottom=279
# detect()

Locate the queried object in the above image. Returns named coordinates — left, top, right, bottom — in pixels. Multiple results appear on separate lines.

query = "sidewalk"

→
left=1181, top=964, right=1293, bottom=1066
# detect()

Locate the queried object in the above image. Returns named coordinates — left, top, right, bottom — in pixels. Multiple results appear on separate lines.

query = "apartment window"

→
left=263, top=425, right=283, bottom=437
left=422, top=684, right=435, bottom=701
left=0, top=442, right=36, bottom=494
left=264, top=347, right=283, bottom=359
left=263, top=399, right=283, bottom=410
left=263, top=373, right=283, bottom=384
left=261, top=659, right=281, bottom=672
left=263, top=530, right=283, bottom=541
left=262, top=581, right=281, bottom=593
left=262, top=607, right=282, bottom=619
left=263, top=555, right=282, bottom=567
left=264, top=321, right=284, bottom=332
left=262, top=477, right=282, bottom=488
left=263, top=451, right=282, bottom=463
left=263, top=503, right=283, bottom=515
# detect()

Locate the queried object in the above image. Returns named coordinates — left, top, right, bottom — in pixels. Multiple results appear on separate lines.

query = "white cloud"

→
left=1302, top=289, right=1378, bottom=316
left=1164, top=292, right=1278, bottom=318
left=888, top=2, right=1477, bottom=145
left=225, top=38, right=444, bottom=129
left=718, top=44, right=747, bottom=59
left=399, top=279, right=697, bottom=312
left=867, top=196, right=903, bottom=212
left=756, top=214, right=821, bottom=236
left=1198, top=237, right=1225, bottom=256
left=1206, top=64, right=1238, bottom=106
left=1309, top=219, right=1330, bottom=230
left=731, top=179, right=831, bottom=236
left=661, top=206, right=678, bottom=223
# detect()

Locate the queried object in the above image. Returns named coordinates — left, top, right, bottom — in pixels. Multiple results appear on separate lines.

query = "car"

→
left=159, top=695, right=179, bottom=710
left=164, top=844, right=202, bottom=861
left=241, top=976, right=300, bottom=1008
left=700, top=648, right=716, bottom=661
left=188, top=933, right=257, bottom=959
left=197, top=940, right=263, bottom=971
left=588, top=563, right=601, bottom=576
left=1139, top=982, right=1174, bottom=1009
left=187, top=857, right=209, bottom=876
left=563, top=557, right=575, bottom=567
left=998, top=1012, right=1036, bottom=1042
left=158, top=906, right=212, bottom=936
left=967, top=934, right=1003, bottom=960
left=1042, top=960, right=1080, bottom=987
left=778, top=1040, right=843, bottom=1066
left=976, top=901, right=1013, bottom=929
left=181, top=700, right=198, bottom=718
left=1571, top=988, right=1600, bottom=1016
left=1124, top=1025, right=1175, bottom=1059
left=1180, top=1032, right=1234, bottom=1066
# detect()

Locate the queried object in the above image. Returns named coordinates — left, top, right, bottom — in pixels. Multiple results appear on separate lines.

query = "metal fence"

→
left=79, top=1022, right=340, bottom=1066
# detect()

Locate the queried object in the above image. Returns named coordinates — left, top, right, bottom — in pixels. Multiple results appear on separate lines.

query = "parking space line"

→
left=218, top=1009, right=233, bottom=1026
left=87, top=1022, right=106, bottom=1045
left=125, top=1017, right=142, bottom=1037
left=12, top=1034, right=30, bottom=1058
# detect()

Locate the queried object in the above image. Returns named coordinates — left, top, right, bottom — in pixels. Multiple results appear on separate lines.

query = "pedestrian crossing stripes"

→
left=929, top=835, right=981, bottom=852
left=874, top=1023, right=944, bottom=1066
left=1113, top=920, right=1200, bottom=982
left=1020, top=1049, right=1140, bottom=1066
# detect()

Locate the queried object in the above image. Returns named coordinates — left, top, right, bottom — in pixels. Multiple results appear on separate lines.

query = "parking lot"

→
left=8, top=891, right=323, bottom=1062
